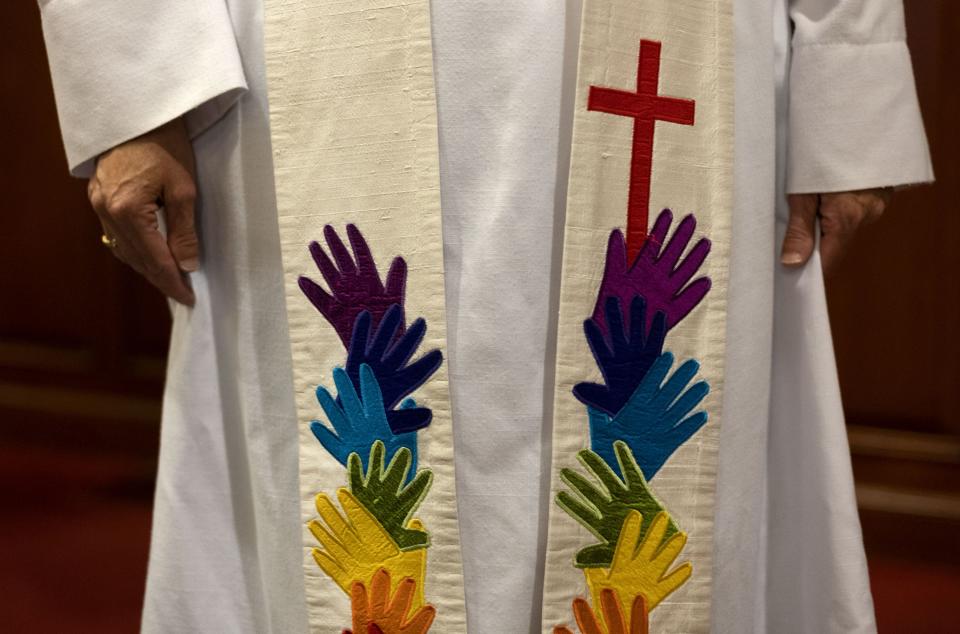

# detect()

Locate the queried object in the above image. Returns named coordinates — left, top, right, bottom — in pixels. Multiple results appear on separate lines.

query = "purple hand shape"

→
left=346, top=305, right=441, bottom=434
left=298, top=224, right=407, bottom=348
left=593, top=209, right=711, bottom=337
left=574, top=295, right=667, bottom=417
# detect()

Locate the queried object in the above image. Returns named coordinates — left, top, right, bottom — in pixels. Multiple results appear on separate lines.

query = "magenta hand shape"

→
left=593, top=210, right=711, bottom=337
left=298, top=224, right=407, bottom=348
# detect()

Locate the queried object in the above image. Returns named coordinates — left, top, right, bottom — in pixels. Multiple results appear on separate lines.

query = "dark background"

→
left=2, top=1, right=958, bottom=632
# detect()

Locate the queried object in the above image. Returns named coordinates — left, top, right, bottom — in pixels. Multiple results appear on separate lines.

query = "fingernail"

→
left=781, top=252, right=804, bottom=266
left=180, top=257, right=199, bottom=272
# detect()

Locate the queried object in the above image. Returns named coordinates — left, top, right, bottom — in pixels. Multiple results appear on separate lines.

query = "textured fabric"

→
left=262, top=0, right=468, bottom=629
left=786, top=0, right=933, bottom=192
left=39, top=0, right=248, bottom=176
left=38, top=0, right=932, bottom=631
left=539, top=1, right=734, bottom=629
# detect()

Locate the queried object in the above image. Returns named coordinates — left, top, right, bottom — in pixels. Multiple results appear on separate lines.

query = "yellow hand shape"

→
left=350, top=568, right=436, bottom=634
left=584, top=510, right=691, bottom=623
left=309, top=488, right=428, bottom=610
left=553, top=588, right=648, bottom=634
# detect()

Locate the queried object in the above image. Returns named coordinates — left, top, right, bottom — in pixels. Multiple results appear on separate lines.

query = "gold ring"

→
left=101, top=234, right=118, bottom=249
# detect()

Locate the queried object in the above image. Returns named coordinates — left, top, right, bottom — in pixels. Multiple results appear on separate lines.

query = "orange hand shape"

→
left=552, top=588, right=648, bottom=634
left=350, top=568, right=436, bottom=634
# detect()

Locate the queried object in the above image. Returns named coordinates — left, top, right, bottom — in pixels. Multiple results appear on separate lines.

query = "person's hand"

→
left=87, top=117, right=199, bottom=306
left=780, top=189, right=892, bottom=277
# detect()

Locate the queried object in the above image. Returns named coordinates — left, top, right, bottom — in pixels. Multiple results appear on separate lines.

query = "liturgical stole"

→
left=264, top=0, right=732, bottom=631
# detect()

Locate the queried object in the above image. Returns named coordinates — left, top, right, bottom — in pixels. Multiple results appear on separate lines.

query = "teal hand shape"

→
left=589, top=351, right=709, bottom=481
left=311, top=364, right=418, bottom=477
left=349, top=440, right=433, bottom=550
left=557, top=441, right=677, bottom=568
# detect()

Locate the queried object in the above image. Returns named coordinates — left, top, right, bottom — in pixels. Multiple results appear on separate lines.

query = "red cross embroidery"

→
left=589, top=39, right=696, bottom=261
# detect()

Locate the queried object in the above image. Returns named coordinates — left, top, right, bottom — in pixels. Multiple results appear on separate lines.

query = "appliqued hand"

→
left=584, top=511, right=691, bottom=614
left=588, top=351, right=709, bottom=481
left=310, top=488, right=428, bottom=611
left=594, top=210, right=711, bottom=336
left=347, top=306, right=442, bottom=435
left=346, top=568, right=436, bottom=634
left=574, top=296, right=667, bottom=417
left=557, top=441, right=677, bottom=568
left=299, top=224, right=407, bottom=348
left=311, top=364, right=419, bottom=476
left=553, top=589, right=648, bottom=634
left=350, top=441, right=433, bottom=550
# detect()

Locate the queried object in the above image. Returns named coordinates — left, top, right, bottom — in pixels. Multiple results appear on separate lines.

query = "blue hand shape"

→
left=588, top=351, right=709, bottom=480
left=573, top=295, right=667, bottom=417
left=346, top=305, right=442, bottom=434
left=311, top=364, right=419, bottom=479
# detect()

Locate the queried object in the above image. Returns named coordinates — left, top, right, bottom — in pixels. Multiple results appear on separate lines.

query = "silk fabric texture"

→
left=39, top=0, right=932, bottom=632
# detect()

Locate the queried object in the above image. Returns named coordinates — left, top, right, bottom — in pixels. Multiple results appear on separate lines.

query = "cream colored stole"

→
left=542, top=1, right=733, bottom=632
left=264, top=0, right=732, bottom=631
left=264, top=0, right=466, bottom=631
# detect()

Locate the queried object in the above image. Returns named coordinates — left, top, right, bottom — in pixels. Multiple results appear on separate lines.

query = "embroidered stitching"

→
left=345, top=306, right=442, bottom=435
left=588, top=40, right=695, bottom=260
left=349, top=441, right=433, bottom=551
left=299, top=224, right=408, bottom=348
left=556, top=441, right=678, bottom=568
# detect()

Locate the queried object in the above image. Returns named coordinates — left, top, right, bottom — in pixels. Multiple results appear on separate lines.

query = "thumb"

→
left=163, top=176, right=200, bottom=272
left=781, top=194, right=819, bottom=267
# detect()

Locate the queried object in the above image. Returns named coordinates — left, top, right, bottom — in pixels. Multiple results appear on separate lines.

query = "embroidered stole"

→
left=264, top=0, right=732, bottom=630
left=541, top=1, right=733, bottom=632
left=264, top=0, right=467, bottom=631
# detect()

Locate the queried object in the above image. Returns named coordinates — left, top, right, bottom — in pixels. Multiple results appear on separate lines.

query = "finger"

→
left=89, top=179, right=140, bottom=269
left=657, top=213, right=695, bottom=269
left=384, top=317, right=426, bottom=368
left=324, top=224, right=357, bottom=276
left=108, top=196, right=195, bottom=305
left=308, top=239, right=341, bottom=287
left=369, top=568, right=391, bottom=618
left=403, top=604, right=436, bottom=633
left=387, top=576, right=415, bottom=620
left=630, top=594, right=649, bottom=634
left=346, top=224, right=382, bottom=287
left=781, top=194, right=818, bottom=266
left=350, top=580, right=370, bottom=633
left=600, top=588, right=627, bottom=633
left=638, top=209, right=673, bottom=264
left=612, top=511, right=643, bottom=571
left=298, top=276, right=336, bottom=316
left=671, top=237, right=711, bottom=286
left=819, top=193, right=868, bottom=276
left=162, top=175, right=200, bottom=272
left=384, top=256, right=408, bottom=299
left=572, top=597, right=604, bottom=634
left=637, top=512, right=669, bottom=561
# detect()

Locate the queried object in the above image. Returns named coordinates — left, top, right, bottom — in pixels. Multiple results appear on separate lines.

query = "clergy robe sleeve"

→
left=39, top=0, right=248, bottom=177
left=786, top=0, right=934, bottom=193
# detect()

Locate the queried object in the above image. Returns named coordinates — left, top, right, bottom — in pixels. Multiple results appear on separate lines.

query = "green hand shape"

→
left=557, top=440, right=677, bottom=568
left=348, top=440, right=433, bottom=551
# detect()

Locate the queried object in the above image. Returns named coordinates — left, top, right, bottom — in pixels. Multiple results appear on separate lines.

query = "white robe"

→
left=40, top=0, right=932, bottom=632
